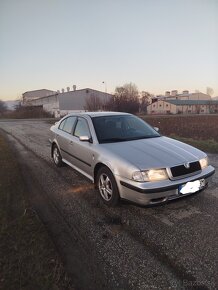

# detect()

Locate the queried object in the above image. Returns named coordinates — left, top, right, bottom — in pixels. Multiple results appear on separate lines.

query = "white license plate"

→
left=179, top=179, right=206, bottom=195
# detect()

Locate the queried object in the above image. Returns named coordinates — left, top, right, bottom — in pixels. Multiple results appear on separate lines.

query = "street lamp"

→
left=102, top=81, right=107, bottom=94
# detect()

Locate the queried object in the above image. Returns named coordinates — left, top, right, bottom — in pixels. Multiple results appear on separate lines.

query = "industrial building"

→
left=22, top=87, right=113, bottom=117
left=155, top=90, right=211, bottom=101
left=147, top=90, right=216, bottom=115
left=22, top=89, right=55, bottom=105
left=147, top=99, right=218, bottom=115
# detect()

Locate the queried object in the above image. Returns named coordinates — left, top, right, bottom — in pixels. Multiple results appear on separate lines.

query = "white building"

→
left=24, top=88, right=113, bottom=117
left=22, top=89, right=55, bottom=105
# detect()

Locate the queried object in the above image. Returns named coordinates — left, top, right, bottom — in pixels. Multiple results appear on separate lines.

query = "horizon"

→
left=3, top=87, right=218, bottom=103
left=2, top=86, right=218, bottom=102
left=1, top=0, right=218, bottom=101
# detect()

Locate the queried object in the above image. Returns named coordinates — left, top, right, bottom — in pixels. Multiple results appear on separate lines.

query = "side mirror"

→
left=154, top=127, right=159, bottom=132
left=79, top=136, right=92, bottom=143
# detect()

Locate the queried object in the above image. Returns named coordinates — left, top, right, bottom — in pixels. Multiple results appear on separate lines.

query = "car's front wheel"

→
left=52, top=144, right=63, bottom=167
left=96, top=167, right=120, bottom=206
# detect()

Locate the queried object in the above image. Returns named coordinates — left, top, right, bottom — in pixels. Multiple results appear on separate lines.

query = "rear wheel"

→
left=96, top=167, right=120, bottom=206
left=52, top=145, right=63, bottom=167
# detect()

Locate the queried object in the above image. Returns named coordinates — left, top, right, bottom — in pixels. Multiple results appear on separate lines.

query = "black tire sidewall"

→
left=52, top=145, right=63, bottom=167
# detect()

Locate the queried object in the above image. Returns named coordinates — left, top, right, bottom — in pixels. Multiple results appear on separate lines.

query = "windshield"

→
left=92, top=115, right=160, bottom=143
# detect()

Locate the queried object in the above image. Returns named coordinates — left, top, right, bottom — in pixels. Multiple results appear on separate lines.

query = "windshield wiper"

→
left=100, top=135, right=160, bottom=143
left=100, top=137, right=129, bottom=143
left=127, top=135, right=160, bottom=140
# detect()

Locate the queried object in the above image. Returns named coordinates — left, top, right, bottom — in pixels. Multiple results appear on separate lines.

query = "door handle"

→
left=69, top=141, right=74, bottom=145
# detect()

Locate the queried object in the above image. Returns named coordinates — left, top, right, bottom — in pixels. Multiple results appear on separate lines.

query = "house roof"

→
left=166, top=99, right=218, bottom=106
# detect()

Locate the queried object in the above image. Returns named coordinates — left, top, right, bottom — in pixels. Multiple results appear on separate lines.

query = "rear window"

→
left=74, top=118, right=91, bottom=138
left=59, top=117, right=77, bottom=134
left=59, top=119, right=66, bottom=130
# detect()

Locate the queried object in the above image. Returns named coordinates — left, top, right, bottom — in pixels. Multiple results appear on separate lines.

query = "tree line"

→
left=0, top=100, right=7, bottom=114
left=84, top=83, right=153, bottom=113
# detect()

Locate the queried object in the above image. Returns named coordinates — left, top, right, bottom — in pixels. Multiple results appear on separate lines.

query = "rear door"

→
left=56, top=116, right=77, bottom=160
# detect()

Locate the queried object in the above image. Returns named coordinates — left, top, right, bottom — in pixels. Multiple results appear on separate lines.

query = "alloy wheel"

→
left=98, top=173, right=113, bottom=201
left=53, top=147, right=60, bottom=164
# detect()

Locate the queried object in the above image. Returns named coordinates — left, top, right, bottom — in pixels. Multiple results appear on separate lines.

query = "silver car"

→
left=49, top=112, right=215, bottom=206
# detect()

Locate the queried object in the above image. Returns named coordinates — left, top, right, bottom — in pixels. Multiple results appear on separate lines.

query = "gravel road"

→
left=0, top=119, right=217, bottom=290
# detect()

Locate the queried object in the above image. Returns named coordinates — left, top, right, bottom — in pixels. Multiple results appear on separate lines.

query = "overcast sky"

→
left=0, top=0, right=217, bottom=100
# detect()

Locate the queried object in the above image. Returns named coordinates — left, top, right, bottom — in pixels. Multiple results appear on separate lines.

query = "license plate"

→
left=179, top=179, right=206, bottom=195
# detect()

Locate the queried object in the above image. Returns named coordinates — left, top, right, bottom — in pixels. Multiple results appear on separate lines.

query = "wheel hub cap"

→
left=99, top=173, right=113, bottom=201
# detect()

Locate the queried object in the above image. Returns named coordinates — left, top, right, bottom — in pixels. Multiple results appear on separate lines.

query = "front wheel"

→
left=96, top=167, right=120, bottom=206
left=52, top=145, right=63, bottom=167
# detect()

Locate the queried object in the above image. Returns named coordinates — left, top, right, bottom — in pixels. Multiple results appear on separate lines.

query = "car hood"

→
left=101, top=136, right=205, bottom=170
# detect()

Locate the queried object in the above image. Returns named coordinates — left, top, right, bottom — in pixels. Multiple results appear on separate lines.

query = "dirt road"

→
left=0, top=119, right=218, bottom=290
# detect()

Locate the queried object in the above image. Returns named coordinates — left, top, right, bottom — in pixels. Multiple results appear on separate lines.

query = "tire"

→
left=96, top=166, right=120, bottom=206
left=52, top=144, right=63, bottom=167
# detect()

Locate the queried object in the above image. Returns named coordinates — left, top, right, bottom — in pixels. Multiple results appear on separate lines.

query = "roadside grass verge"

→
left=0, top=107, right=52, bottom=119
left=169, top=135, right=218, bottom=154
left=0, top=133, right=72, bottom=289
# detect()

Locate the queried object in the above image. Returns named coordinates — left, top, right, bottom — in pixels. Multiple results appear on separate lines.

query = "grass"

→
left=169, top=135, right=218, bottom=154
left=0, top=133, right=72, bottom=289
left=0, top=107, right=53, bottom=119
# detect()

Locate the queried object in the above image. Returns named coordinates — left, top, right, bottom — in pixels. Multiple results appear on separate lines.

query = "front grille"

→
left=170, top=161, right=201, bottom=179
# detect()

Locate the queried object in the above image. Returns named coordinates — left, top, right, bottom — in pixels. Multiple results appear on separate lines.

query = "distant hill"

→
left=212, top=96, right=218, bottom=100
left=4, top=100, right=20, bottom=110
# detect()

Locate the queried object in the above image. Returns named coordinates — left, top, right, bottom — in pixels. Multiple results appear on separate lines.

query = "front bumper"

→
left=116, top=165, right=215, bottom=206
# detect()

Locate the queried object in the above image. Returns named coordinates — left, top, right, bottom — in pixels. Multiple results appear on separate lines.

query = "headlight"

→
left=199, top=157, right=208, bottom=169
left=132, top=169, right=168, bottom=182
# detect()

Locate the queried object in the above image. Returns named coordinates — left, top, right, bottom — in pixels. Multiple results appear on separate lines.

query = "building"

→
left=25, top=88, right=113, bottom=117
left=154, top=90, right=211, bottom=102
left=147, top=99, right=218, bottom=115
left=147, top=90, right=215, bottom=115
left=22, top=89, right=55, bottom=105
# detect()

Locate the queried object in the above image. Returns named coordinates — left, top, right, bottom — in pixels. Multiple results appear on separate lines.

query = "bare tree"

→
left=139, top=91, right=153, bottom=113
left=106, top=83, right=140, bottom=113
left=206, top=87, right=214, bottom=97
left=0, top=100, right=7, bottom=114
left=84, top=94, right=103, bottom=111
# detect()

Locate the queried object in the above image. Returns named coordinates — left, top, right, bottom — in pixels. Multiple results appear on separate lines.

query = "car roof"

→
left=68, top=111, right=131, bottom=118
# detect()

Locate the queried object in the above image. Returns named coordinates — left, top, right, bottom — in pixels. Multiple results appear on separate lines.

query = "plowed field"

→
left=143, top=115, right=218, bottom=141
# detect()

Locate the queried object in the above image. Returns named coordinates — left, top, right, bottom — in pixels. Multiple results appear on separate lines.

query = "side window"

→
left=62, top=117, right=77, bottom=134
left=59, top=119, right=66, bottom=130
left=74, top=118, right=90, bottom=138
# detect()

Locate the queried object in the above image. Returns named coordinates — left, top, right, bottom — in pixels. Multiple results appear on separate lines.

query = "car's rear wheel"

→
left=52, top=145, right=63, bottom=167
left=96, top=167, right=120, bottom=206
